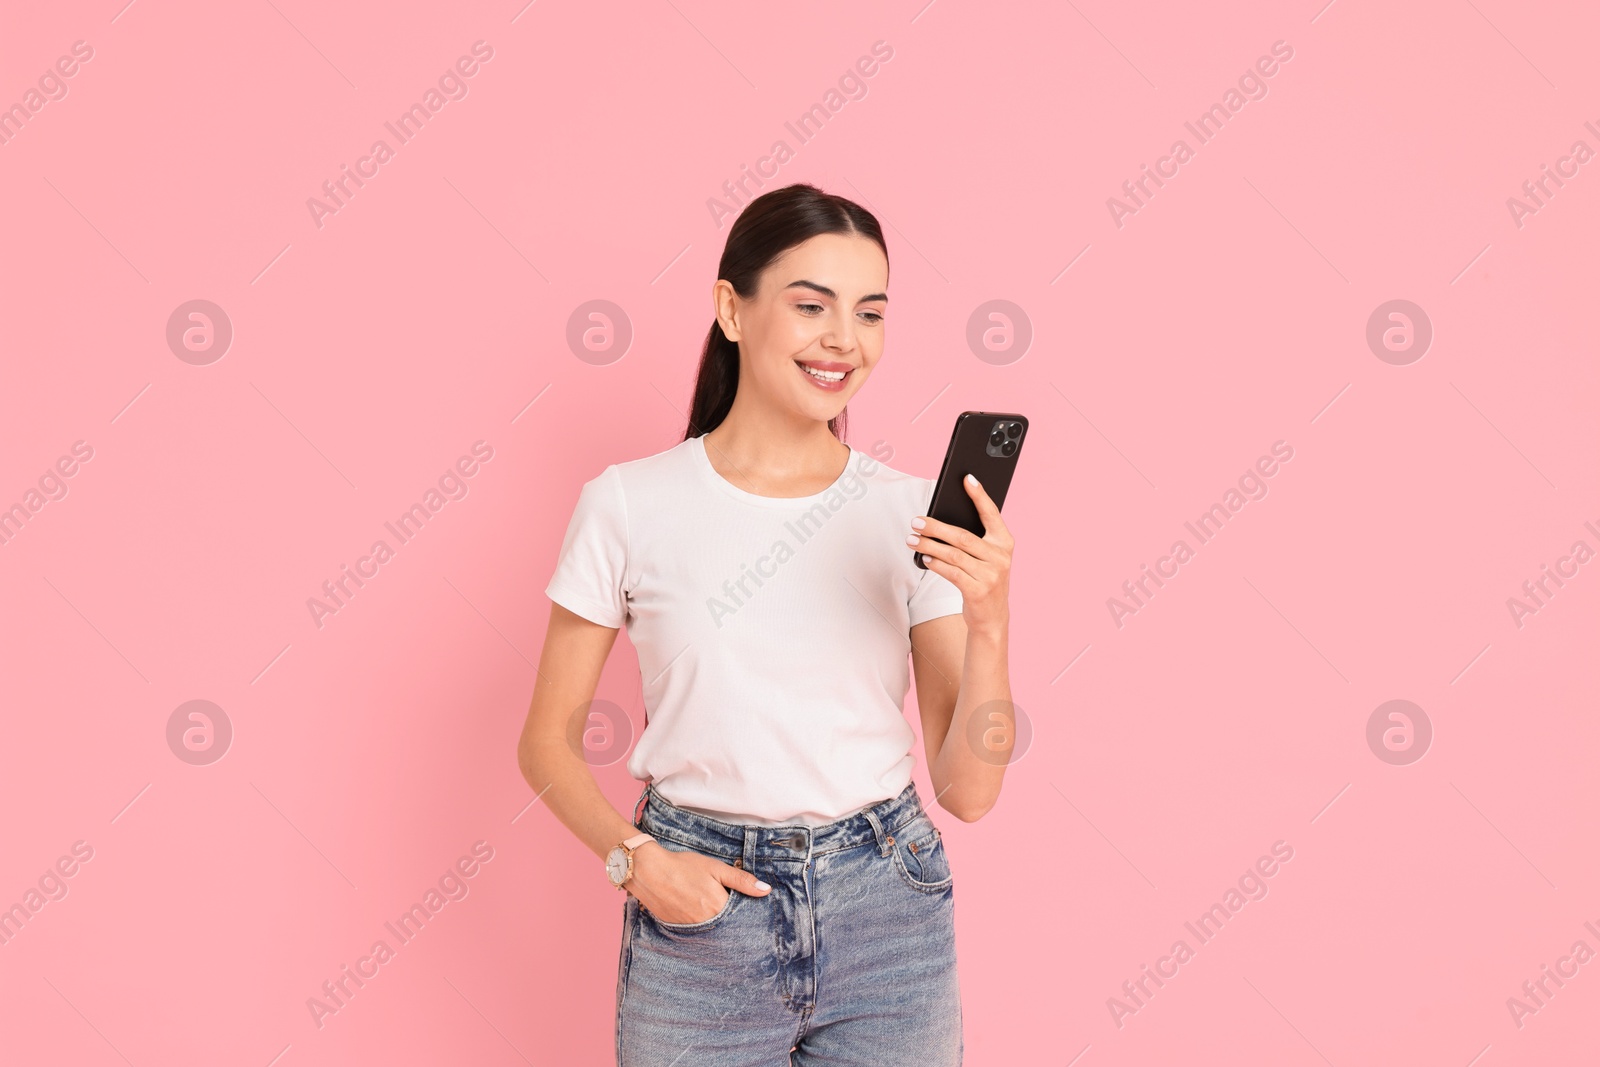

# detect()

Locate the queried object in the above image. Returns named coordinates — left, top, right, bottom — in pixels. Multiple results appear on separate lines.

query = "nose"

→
left=821, top=308, right=856, bottom=354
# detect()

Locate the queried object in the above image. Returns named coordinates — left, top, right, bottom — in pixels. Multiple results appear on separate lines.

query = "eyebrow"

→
left=783, top=280, right=888, bottom=304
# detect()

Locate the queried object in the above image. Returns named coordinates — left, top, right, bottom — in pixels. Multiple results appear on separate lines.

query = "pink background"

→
left=2, top=0, right=1596, bottom=1063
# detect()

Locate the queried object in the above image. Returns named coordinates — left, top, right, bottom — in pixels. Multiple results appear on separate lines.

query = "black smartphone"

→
left=915, top=411, right=1028, bottom=569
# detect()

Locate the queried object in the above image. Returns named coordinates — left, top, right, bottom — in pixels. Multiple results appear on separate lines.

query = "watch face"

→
left=605, top=847, right=628, bottom=885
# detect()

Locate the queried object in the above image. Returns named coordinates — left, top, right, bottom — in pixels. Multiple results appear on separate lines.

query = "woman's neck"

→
left=701, top=418, right=849, bottom=498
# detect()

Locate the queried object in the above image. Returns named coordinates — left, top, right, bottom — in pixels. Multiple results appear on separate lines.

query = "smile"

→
left=795, top=360, right=853, bottom=391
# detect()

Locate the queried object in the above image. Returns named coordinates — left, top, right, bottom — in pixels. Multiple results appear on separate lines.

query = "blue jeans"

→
left=616, top=780, right=963, bottom=1066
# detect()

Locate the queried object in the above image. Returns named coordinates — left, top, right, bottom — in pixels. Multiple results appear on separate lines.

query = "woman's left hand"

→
left=909, top=474, right=1013, bottom=637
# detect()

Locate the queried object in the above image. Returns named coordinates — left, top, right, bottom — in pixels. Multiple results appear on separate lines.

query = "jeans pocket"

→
left=889, top=815, right=954, bottom=891
left=638, top=831, right=744, bottom=934
left=644, top=886, right=739, bottom=934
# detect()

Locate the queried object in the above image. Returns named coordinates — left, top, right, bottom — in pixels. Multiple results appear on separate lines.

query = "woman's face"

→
left=715, top=231, right=888, bottom=423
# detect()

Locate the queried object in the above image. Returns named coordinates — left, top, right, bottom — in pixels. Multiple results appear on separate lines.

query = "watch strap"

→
left=622, top=832, right=654, bottom=851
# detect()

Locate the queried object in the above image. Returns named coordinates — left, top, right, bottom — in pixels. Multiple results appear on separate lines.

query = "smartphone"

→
left=915, top=411, right=1028, bottom=569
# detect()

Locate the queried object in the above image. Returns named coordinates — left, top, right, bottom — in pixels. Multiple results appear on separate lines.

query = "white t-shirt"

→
left=544, top=433, right=966, bottom=826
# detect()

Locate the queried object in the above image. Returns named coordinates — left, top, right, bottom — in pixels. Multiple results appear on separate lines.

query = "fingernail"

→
left=755, top=880, right=771, bottom=891
left=965, top=473, right=979, bottom=486
left=906, top=534, right=920, bottom=545
left=910, top=517, right=926, bottom=529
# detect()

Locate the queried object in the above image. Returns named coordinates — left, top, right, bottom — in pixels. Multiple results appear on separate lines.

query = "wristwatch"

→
left=605, top=832, right=655, bottom=890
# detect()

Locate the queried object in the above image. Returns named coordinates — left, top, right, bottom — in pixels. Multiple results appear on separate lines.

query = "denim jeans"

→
left=616, top=780, right=962, bottom=1066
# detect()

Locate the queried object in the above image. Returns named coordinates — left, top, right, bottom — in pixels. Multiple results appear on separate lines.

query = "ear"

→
left=712, top=279, right=743, bottom=342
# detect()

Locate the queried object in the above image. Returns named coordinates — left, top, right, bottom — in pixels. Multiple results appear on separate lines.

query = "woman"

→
left=517, top=183, right=1016, bottom=1066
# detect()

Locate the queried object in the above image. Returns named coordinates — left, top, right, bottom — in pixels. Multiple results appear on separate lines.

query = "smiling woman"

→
left=521, top=182, right=1018, bottom=1067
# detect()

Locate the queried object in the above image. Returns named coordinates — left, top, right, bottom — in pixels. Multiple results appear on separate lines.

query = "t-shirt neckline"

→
left=691, top=434, right=861, bottom=509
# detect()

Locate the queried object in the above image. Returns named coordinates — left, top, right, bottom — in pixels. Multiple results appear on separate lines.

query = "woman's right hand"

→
left=625, top=841, right=771, bottom=924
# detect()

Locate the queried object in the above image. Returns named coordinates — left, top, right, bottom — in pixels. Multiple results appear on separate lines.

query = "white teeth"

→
left=800, top=364, right=847, bottom=382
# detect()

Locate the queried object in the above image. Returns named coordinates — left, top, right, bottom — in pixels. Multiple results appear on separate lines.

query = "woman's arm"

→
left=515, top=602, right=638, bottom=859
left=911, top=614, right=1011, bottom=822
left=907, top=474, right=1016, bottom=822
left=516, top=601, right=772, bottom=921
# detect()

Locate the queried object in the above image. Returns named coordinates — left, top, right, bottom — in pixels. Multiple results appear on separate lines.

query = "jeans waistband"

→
left=632, top=781, right=930, bottom=862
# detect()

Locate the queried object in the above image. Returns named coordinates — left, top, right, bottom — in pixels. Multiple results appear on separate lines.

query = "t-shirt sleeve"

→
left=544, top=465, right=630, bottom=628
left=908, top=556, right=965, bottom=626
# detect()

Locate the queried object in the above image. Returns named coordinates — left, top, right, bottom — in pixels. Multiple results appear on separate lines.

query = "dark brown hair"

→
left=682, top=184, right=887, bottom=442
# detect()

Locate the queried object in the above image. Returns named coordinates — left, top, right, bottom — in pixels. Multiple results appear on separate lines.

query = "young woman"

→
left=517, top=183, right=1017, bottom=1066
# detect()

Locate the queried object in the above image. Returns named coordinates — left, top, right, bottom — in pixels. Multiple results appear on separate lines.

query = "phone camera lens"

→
left=1007, top=422, right=1022, bottom=439
left=989, top=428, right=1004, bottom=446
left=1001, top=440, right=1016, bottom=457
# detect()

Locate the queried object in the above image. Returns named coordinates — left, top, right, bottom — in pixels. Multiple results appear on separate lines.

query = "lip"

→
left=794, top=359, right=854, bottom=392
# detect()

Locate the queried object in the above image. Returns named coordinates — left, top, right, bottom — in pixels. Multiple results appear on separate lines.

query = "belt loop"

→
left=740, top=827, right=756, bottom=872
left=860, top=805, right=891, bottom=856
left=632, top=783, right=650, bottom=826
